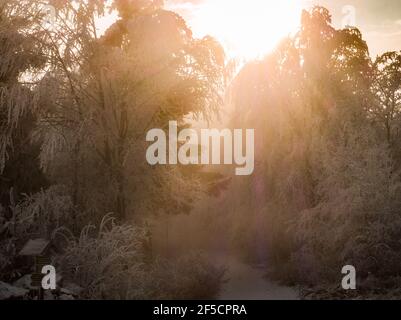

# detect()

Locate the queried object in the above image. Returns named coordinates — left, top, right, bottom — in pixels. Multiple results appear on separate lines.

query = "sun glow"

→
left=169, top=0, right=304, bottom=61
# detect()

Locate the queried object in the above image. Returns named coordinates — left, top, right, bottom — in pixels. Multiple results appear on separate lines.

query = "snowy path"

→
left=216, top=256, right=299, bottom=300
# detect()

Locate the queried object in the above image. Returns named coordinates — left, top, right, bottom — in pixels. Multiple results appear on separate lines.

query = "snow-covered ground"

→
left=215, top=255, right=299, bottom=300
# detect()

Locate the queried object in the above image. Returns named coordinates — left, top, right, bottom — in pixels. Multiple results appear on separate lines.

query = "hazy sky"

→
left=165, top=0, right=401, bottom=59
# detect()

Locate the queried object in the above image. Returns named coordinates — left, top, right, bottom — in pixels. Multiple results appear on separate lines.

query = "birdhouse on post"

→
left=19, top=239, right=51, bottom=300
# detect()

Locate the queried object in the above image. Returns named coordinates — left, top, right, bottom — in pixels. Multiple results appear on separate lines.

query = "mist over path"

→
left=151, top=210, right=299, bottom=300
left=213, top=255, right=299, bottom=300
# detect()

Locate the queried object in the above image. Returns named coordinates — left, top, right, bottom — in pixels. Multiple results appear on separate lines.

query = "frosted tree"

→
left=371, top=51, right=401, bottom=146
left=34, top=0, right=226, bottom=221
left=0, top=0, right=46, bottom=173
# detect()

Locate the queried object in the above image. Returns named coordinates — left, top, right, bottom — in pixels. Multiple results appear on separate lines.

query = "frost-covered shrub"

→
left=11, top=185, right=74, bottom=240
left=57, top=214, right=149, bottom=299
left=0, top=186, right=74, bottom=281
left=140, top=253, right=226, bottom=300
left=58, top=215, right=226, bottom=300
